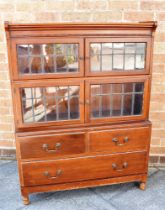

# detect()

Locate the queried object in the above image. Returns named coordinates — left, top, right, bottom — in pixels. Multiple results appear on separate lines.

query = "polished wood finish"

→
left=139, top=182, right=146, bottom=190
left=22, top=152, right=147, bottom=186
left=22, top=196, right=30, bottom=205
left=5, top=22, right=156, bottom=204
left=18, top=132, right=86, bottom=160
left=21, top=173, right=147, bottom=205
left=89, top=126, right=150, bottom=153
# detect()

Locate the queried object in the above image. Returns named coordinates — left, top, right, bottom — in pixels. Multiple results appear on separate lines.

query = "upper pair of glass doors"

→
left=11, top=37, right=151, bottom=80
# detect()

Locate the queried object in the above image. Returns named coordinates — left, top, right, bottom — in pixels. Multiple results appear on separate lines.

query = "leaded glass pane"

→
left=90, top=82, right=144, bottom=119
left=21, top=85, right=80, bottom=123
left=90, top=42, right=146, bottom=72
left=17, top=44, right=79, bottom=74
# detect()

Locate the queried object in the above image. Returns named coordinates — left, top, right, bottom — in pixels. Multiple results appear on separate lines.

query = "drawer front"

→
left=18, top=132, right=86, bottom=159
left=22, top=152, right=147, bottom=186
left=89, top=126, right=150, bottom=153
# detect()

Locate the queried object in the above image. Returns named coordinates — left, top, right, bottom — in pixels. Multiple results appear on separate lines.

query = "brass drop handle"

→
left=112, top=162, right=128, bottom=172
left=44, top=169, right=62, bottom=179
left=42, top=142, right=61, bottom=153
left=112, top=136, right=129, bottom=146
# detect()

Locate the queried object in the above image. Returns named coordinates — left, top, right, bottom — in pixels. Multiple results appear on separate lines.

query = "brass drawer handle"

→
left=42, top=142, right=61, bottom=153
left=44, top=169, right=62, bottom=179
left=112, top=162, right=128, bottom=172
left=112, top=136, right=129, bottom=146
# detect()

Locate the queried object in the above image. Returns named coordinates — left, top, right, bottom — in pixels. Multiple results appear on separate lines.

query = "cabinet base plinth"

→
left=21, top=174, right=147, bottom=204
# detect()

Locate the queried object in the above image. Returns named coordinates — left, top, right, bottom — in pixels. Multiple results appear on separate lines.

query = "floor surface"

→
left=0, top=160, right=164, bottom=210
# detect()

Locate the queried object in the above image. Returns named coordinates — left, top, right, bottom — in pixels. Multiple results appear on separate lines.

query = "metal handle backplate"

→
left=112, top=162, right=128, bottom=172
left=42, top=142, right=61, bottom=153
left=44, top=169, right=62, bottom=179
left=112, top=136, right=129, bottom=146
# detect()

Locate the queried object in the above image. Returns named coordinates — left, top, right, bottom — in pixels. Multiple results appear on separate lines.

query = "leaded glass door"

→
left=12, top=38, right=84, bottom=80
left=14, top=79, right=84, bottom=128
left=85, top=38, right=151, bottom=76
left=85, top=77, right=149, bottom=123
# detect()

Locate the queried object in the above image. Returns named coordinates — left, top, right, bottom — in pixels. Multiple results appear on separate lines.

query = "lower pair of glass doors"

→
left=14, top=77, right=149, bottom=128
left=86, top=76, right=149, bottom=123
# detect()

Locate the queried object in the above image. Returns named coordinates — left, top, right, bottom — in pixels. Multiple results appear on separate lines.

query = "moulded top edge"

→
left=4, top=21, right=157, bottom=31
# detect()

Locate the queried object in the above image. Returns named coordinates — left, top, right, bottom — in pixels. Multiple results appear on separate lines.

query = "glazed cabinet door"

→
left=85, top=37, right=151, bottom=76
left=13, top=79, right=84, bottom=128
left=11, top=38, right=84, bottom=80
left=85, top=76, right=150, bottom=123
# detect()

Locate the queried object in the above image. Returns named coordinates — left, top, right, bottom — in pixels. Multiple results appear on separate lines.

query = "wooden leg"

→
left=21, top=187, right=30, bottom=205
left=139, top=182, right=146, bottom=190
left=22, top=195, right=30, bottom=205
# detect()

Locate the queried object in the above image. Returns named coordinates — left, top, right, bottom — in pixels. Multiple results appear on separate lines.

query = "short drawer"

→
left=22, top=152, right=147, bottom=186
left=89, top=126, right=151, bottom=153
left=18, top=132, right=86, bottom=159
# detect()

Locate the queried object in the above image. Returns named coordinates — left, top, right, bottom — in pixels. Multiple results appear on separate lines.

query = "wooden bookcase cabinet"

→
left=5, top=22, right=157, bottom=205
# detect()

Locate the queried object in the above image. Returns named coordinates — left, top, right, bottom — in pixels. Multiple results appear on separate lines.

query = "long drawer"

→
left=22, top=152, right=147, bottom=186
left=89, top=126, right=150, bottom=153
left=18, top=132, right=86, bottom=159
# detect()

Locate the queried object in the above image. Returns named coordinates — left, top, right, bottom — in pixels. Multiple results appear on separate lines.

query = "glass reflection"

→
left=123, top=94, right=132, bottom=115
left=113, top=55, right=123, bottom=70
left=113, top=43, right=124, bottom=54
left=90, top=54, right=100, bottom=72
left=125, top=54, right=134, bottom=70
left=90, top=82, right=144, bottom=119
left=91, top=85, right=101, bottom=95
left=21, top=86, right=80, bottom=123
left=102, top=43, right=112, bottom=54
left=91, top=96, right=100, bottom=118
left=17, top=44, right=79, bottom=74
left=102, top=55, right=112, bottom=71
left=102, top=95, right=110, bottom=117
left=90, top=42, right=146, bottom=72
left=112, top=95, right=122, bottom=116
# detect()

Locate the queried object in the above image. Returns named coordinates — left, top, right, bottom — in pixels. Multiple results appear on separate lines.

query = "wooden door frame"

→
left=85, top=75, right=150, bottom=124
left=85, top=37, right=151, bottom=77
left=11, top=37, right=84, bottom=80
left=12, top=78, right=85, bottom=129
